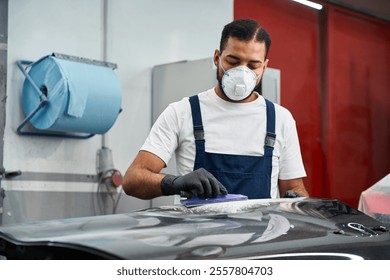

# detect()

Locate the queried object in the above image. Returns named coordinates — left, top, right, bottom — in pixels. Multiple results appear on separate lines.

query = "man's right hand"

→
left=160, top=168, right=228, bottom=198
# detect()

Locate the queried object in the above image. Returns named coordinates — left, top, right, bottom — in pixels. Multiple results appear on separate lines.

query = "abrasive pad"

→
left=181, top=194, right=248, bottom=206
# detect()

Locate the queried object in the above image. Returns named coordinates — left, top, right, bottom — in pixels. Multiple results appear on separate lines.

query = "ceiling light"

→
left=292, top=0, right=323, bottom=10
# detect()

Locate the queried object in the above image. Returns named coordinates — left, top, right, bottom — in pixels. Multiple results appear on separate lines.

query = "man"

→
left=123, top=18, right=309, bottom=200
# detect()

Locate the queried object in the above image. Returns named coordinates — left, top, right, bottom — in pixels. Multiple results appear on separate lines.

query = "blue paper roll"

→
left=22, top=55, right=122, bottom=134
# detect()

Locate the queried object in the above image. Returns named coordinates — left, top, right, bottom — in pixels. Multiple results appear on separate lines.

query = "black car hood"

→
left=0, top=198, right=389, bottom=259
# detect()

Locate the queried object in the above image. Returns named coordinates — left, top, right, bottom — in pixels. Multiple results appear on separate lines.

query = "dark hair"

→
left=219, top=18, right=271, bottom=58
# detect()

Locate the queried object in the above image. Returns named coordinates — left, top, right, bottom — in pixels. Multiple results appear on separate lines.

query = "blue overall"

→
left=189, top=95, right=276, bottom=199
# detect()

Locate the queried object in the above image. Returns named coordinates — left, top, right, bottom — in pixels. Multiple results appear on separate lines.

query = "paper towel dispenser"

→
left=16, top=53, right=122, bottom=139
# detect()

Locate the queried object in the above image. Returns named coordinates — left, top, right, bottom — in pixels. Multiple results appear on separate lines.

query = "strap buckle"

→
left=193, top=125, right=204, bottom=140
left=265, top=132, right=276, bottom=148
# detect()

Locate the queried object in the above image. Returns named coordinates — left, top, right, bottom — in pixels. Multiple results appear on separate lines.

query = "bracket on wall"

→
left=0, top=167, right=21, bottom=226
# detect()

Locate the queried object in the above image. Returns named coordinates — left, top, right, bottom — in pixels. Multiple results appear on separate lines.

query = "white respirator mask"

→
left=219, top=58, right=260, bottom=101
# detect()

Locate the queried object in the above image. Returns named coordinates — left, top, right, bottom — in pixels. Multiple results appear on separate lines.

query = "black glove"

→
left=161, top=168, right=228, bottom=198
left=283, top=190, right=303, bottom=198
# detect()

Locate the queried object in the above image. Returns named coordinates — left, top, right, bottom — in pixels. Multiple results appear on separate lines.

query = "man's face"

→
left=214, top=37, right=269, bottom=101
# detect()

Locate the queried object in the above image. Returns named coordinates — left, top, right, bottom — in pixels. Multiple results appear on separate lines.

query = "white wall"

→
left=107, top=0, right=233, bottom=176
left=3, top=0, right=233, bottom=222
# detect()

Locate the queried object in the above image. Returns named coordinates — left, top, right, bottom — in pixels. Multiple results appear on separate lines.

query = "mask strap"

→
left=219, top=57, right=228, bottom=74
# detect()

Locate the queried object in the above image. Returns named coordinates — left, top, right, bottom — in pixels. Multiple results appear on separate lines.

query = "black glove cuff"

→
left=160, top=174, right=179, bottom=196
left=283, top=190, right=302, bottom=198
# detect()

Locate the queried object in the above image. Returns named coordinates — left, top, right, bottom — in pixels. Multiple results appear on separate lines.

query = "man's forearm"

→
left=123, top=167, right=166, bottom=199
left=278, top=178, right=309, bottom=198
left=290, top=184, right=309, bottom=197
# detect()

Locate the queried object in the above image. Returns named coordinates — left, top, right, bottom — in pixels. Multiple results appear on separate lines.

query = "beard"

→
left=253, top=80, right=263, bottom=95
left=216, top=68, right=225, bottom=95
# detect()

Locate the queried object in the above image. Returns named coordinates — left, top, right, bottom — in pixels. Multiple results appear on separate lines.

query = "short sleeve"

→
left=140, top=104, right=179, bottom=166
left=278, top=116, right=307, bottom=180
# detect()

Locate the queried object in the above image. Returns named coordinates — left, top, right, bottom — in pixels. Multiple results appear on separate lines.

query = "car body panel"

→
left=0, top=198, right=389, bottom=259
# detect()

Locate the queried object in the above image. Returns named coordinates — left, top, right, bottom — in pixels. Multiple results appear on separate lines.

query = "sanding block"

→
left=181, top=194, right=248, bottom=206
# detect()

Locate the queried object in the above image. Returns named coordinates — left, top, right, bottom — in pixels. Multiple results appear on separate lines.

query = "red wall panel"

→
left=235, top=0, right=390, bottom=207
left=326, top=7, right=390, bottom=206
left=234, top=0, right=324, bottom=198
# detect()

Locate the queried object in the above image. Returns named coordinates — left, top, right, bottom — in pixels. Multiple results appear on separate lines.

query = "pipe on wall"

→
left=0, top=0, right=9, bottom=226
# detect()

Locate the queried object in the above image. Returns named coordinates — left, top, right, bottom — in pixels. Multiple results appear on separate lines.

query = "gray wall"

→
left=1, top=0, right=233, bottom=225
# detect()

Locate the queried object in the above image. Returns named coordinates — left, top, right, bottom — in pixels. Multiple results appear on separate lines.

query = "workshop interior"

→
left=0, top=0, right=389, bottom=246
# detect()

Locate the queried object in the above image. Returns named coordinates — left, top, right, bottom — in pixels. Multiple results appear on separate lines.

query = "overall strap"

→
left=189, top=95, right=204, bottom=141
left=189, top=95, right=206, bottom=168
left=261, top=98, right=276, bottom=198
left=264, top=98, right=276, bottom=157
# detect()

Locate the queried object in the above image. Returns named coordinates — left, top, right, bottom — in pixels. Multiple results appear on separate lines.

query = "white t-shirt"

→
left=141, top=88, right=306, bottom=198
